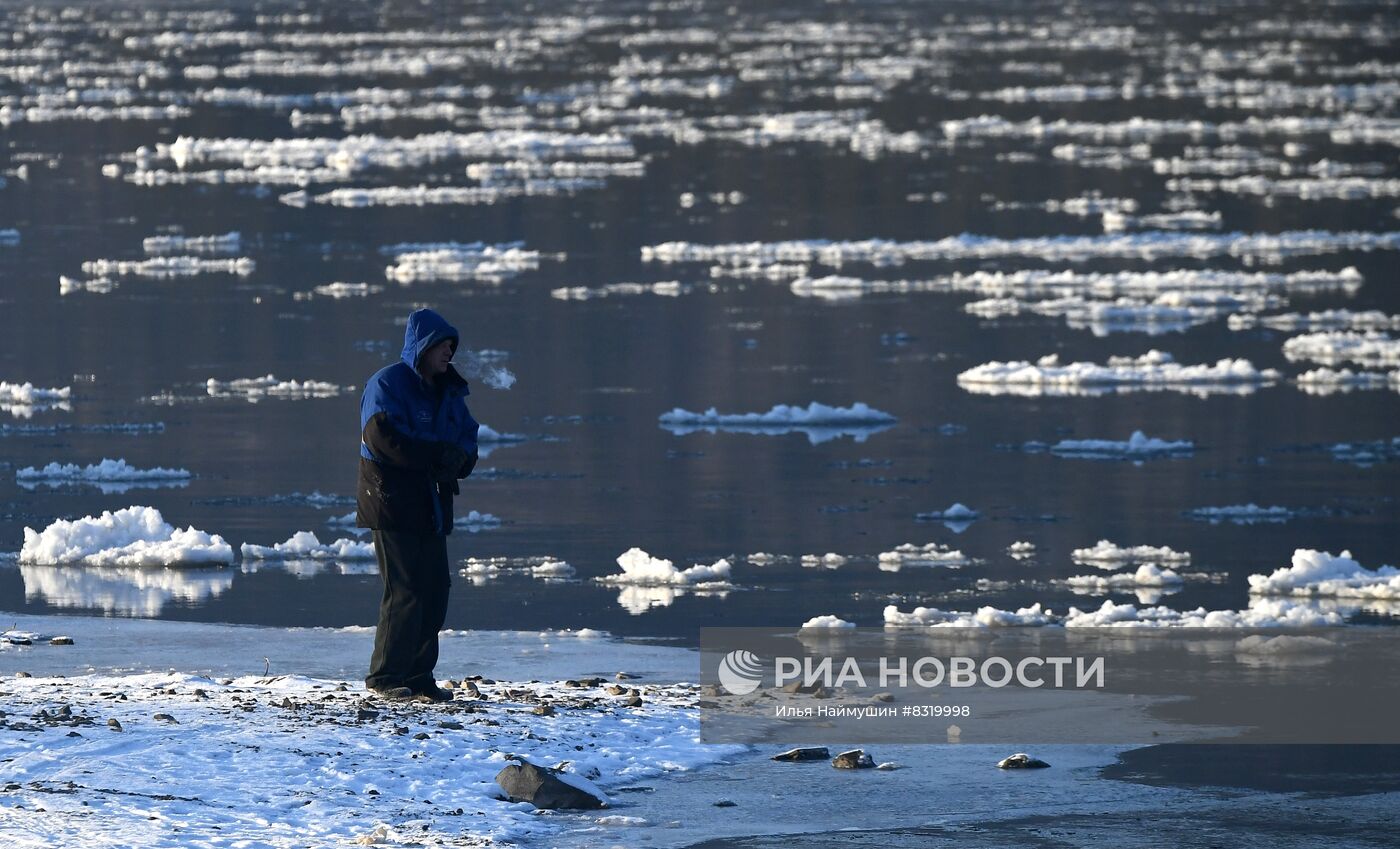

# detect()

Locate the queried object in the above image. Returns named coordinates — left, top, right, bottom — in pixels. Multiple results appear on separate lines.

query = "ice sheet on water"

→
left=1230, top=309, right=1400, bottom=332
left=659, top=402, right=896, bottom=444
left=958, top=351, right=1280, bottom=397
left=1187, top=504, right=1296, bottom=524
left=1072, top=540, right=1192, bottom=568
left=142, top=231, right=241, bottom=255
left=204, top=375, right=348, bottom=400
left=20, top=506, right=234, bottom=567
left=1248, top=549, right=1400, bottom=599
left=876, top=543, right=970, bottom=571
left=1065, top=564, right=1186, bottom=590
left=1050, top=431, right=1195, bottom=459
left=646, top=232, right=1400, bottom=267
left=1282, top=331, right=1400, bottom=368
left=800, top=615, right=855, bottom=630
left=597, top=548, right=733, bottom=587
left=382, top=241, right=548, bottom=284
left=239, top=532, right=375, bottom=561
left=1294, top=367, right=1400, bottom=394
left=16, top=459, right=191, bottom=494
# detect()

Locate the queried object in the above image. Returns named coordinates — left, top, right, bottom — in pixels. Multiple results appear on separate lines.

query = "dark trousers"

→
left=366, top=529, right=450, bottom=691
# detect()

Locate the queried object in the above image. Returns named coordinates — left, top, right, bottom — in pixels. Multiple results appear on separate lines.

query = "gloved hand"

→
left=432, top=442, right=472, bottom=482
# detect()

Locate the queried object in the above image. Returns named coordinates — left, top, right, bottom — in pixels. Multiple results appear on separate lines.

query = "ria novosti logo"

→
left=717, top=649, right=764, bottom=695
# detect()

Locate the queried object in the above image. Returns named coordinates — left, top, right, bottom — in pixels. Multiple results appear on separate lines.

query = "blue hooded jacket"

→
left=357, top=309, right=480, bottom=534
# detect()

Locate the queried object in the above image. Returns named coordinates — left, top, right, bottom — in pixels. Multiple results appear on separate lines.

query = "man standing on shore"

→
left=357, top=308, right=480, bottom=702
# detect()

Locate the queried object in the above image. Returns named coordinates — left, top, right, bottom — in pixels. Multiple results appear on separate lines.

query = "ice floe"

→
left=204, top=375, right=347, bottom=400
left=1282, top=331, right=1400, bottom=368
left=645, top=232, right=1400, bottom=267
left=800, top=615, right=855, bottom=630
left=1059, top=598, right=1342, bottom=628
left=883, top=603, right=1054, bottom=628
left=1294, top=367, right=1400, bottom=394
left=1071, top=540, right=1192, bottom=567
left=20, top=506, right=234, bottom=567
left=239, top=532, right=375, bottom=561
left=382, top=241, right=548, bottom=284
left=597, top=548, right=733, bottom=587
left=78, top=256, right=254, bottom=278
left=658, top=402, right=896, bottom=444
left=876, top=543, right=970, bottom=571
left=1008, top=541, right=1037, bottom=559
left=1247, top=549, right=1400, bottom=599
left=959, top=351, right=1280, bottom=397
left=1186, top=504, right=1295, bottom=524
left=1230, top=309, right=1400, bottom=332
left=142, top=231, right=241, bottom=255
left=1049, top=431, right=1195, bottom=459
left=16, top=459, right=191, bottom=493
left=1065, top=564, right=1186, bottom=590
left=552, top=281, right=687, bottom=300
left=0, top=381, right=72, bottom=418
left=453, top=511, right=502, bottom=531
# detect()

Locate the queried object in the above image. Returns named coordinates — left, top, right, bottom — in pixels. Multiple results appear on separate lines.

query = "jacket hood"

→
left=401, top=308, right=460, bottom=373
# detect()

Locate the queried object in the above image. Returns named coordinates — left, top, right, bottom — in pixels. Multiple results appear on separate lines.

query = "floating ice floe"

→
left=16, top=459, right=191, bottom=494
left=801, top=553, right=848, bottom=569
left=142, top=231, right=241, bottom=255
left=78, top=256, right=254, bottom=278
left=1008, top=541, right=1037, bottom=559
left=1049, top=431, right=1195, bottom=459
left=1294, top=367, right=1400, bottom=394
left=1186, top=504, right=1295, bottom=524
left=551, top=281, right=687, bottom=300
left=205, top=375, right=347, bottom=400
left=1060, top=598, right=1342, bottom=627
left=800, top=615, right=855, bottom=630
left=968, top=292, right=1276, bottom=336
left=940, top=114, right=1400, bottom=147
left=20, top=506, right=234, bottom=567
left=0, top=421, right=164, bottom=437
left=645, top=231, right=1400, bottom=267
left=597, top=548, right=733, bottom=587
left=1065, top=564, right=1186, bottom=590
left=883, top=603, right=1054, bottom=628
left=0, top=229, right=19, bottom=245
left=658, top=402, right=896, bottom=444
left=305, top=281, right=383, bottom=298
left=18, top=563, right=235, bottom=617
left=1328, top=438, right=1400, bottom=466
left=1071, top=540, right=1192, bottom=567
left=239, top=532, right=376, bottom=561
left=1282, top=331, right=1400, bottom=368
left=383, top=241, right=547, bottom=284
left=0, top=381, right=72, bottom=418
left=914, top=503, right=979, bottom=533
left=460, top=556, right=574, bottom=583
left=1230, top=309, right=1400, bottom=332
left=1247, top=549, right=1400, bottom=599
left=1166, top=175, right=1400, bottom=200
left=1102, top=210, right=1222, bottom=233
left=958, top=351, right=1281, bottom=397
left=877, top=543, right=970, bottom=571
left=453, top=511, right=502, bottom=531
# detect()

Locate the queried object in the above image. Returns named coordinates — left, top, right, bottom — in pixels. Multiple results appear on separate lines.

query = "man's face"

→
left=423, top=338, right=454, bottom=376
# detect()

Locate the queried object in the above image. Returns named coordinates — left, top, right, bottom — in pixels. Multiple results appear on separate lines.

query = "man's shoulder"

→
left=367, top=362, right=415, bottom=390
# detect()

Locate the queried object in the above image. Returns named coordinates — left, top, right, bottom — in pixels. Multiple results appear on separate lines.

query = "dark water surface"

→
left=1, top=0, right=1397, bottom=640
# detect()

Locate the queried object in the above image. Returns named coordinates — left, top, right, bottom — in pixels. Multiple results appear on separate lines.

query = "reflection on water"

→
left=20, top=563, right=235, bottom=617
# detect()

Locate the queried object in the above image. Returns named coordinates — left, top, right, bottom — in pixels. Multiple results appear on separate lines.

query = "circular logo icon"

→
left=717, top=649, right=764, bottom=695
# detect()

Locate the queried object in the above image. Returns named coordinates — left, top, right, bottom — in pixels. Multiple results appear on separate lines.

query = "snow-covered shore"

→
left=0, top=615, right=737, bottom=848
